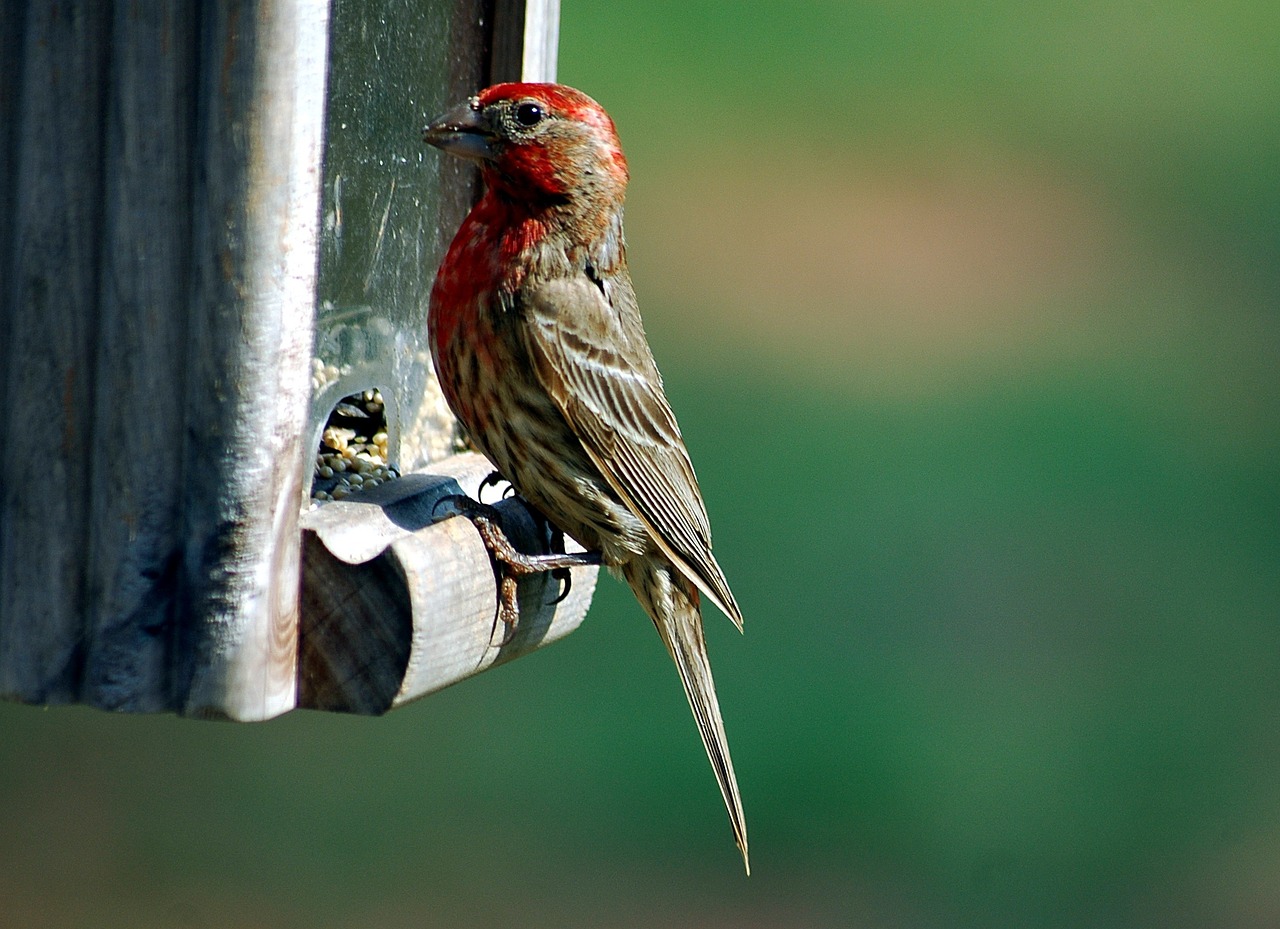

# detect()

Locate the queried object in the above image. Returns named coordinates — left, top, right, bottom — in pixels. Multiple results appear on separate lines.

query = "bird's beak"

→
left=422, top=99, right=495, bottom=163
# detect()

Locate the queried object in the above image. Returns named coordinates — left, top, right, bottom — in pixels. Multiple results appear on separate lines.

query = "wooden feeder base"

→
left=299, top=452, right=597, bottom=714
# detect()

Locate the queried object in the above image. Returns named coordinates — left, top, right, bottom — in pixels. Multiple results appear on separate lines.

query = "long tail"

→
left=623, top=555, right=749, bottom=874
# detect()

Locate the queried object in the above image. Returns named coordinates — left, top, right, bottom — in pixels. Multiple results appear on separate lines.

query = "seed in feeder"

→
left=317, top=465, right=334, bottom=479
left=331, top=486, right=349, bottom=500
left=335, top=402, right=368, bottom=420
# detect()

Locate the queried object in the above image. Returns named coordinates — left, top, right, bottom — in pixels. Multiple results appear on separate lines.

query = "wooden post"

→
left=0, top=0, right=589, bottom=719
left=1, top=1, right=115, bottom=708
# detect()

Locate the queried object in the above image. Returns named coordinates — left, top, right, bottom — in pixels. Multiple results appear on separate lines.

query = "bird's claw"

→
left=545, top=525, right=574, bottom=603
left=550, top=567, right=574, bottom=604
left=477, top=470, right=518, bottom=502
left=436, top=493, right=601, bottom=635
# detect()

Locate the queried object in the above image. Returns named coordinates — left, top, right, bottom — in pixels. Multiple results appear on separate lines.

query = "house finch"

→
left=423, top=83, right=748, bottom=872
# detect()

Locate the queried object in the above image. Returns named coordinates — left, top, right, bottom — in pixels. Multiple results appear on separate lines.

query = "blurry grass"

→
left=561, top=0, right=1280, bottom=274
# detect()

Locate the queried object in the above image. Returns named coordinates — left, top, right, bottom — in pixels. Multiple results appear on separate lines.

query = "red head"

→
left=423, top=83, right=629, bottom=208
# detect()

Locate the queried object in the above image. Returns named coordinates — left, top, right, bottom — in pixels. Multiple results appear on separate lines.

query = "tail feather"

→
left=624, top=557, right=749, bottom=874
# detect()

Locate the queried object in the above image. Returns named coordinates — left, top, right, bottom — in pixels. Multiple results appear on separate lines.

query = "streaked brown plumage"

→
left=424, top=83, right=747, bottom=871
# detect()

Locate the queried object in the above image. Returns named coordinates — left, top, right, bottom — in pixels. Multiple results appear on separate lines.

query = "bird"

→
left=423, top=83, right=748, bottom=872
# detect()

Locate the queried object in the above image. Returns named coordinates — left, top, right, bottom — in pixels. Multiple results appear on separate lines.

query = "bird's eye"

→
left=514, top=102, right=544, bottom=127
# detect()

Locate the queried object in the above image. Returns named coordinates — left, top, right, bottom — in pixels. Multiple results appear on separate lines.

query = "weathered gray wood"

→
left=490, top=0, right=558, bottom=84
left=299, top=453, right=596, bottom=713
left=178, top=0, right=331, bottom=720
left=0, top=2, right=24, bottom=326
left=81, top=1, right=198, bottom=712
left=0, top=3, right=112, bottom=704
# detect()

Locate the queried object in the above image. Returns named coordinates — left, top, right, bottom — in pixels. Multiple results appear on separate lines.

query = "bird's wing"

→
left=519, top=270, right=743, bottom=629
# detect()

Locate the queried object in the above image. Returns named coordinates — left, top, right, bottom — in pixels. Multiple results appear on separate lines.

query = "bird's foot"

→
left=435, top=494, right=602, bottom=632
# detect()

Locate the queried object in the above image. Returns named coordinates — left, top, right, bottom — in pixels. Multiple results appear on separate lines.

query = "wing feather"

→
left=520, top=272, right=743, bottom=629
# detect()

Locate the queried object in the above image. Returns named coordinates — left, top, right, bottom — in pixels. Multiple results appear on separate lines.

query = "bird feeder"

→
left=0, top=0, right=594, bottom=721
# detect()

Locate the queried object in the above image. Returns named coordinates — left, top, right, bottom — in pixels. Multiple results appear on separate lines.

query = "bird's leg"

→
left=435, top=494, right=602, bottom=629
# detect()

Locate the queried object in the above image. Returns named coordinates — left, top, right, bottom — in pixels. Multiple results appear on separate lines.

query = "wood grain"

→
left=0, top=3, right=111, bottom=704
left=178, top=0, right=329, bottom=720
left=81, top=0, right=197, bottom=712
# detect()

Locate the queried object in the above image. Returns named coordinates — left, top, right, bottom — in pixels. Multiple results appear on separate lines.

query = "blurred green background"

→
left=3, top=2, right=1279, bottom=926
